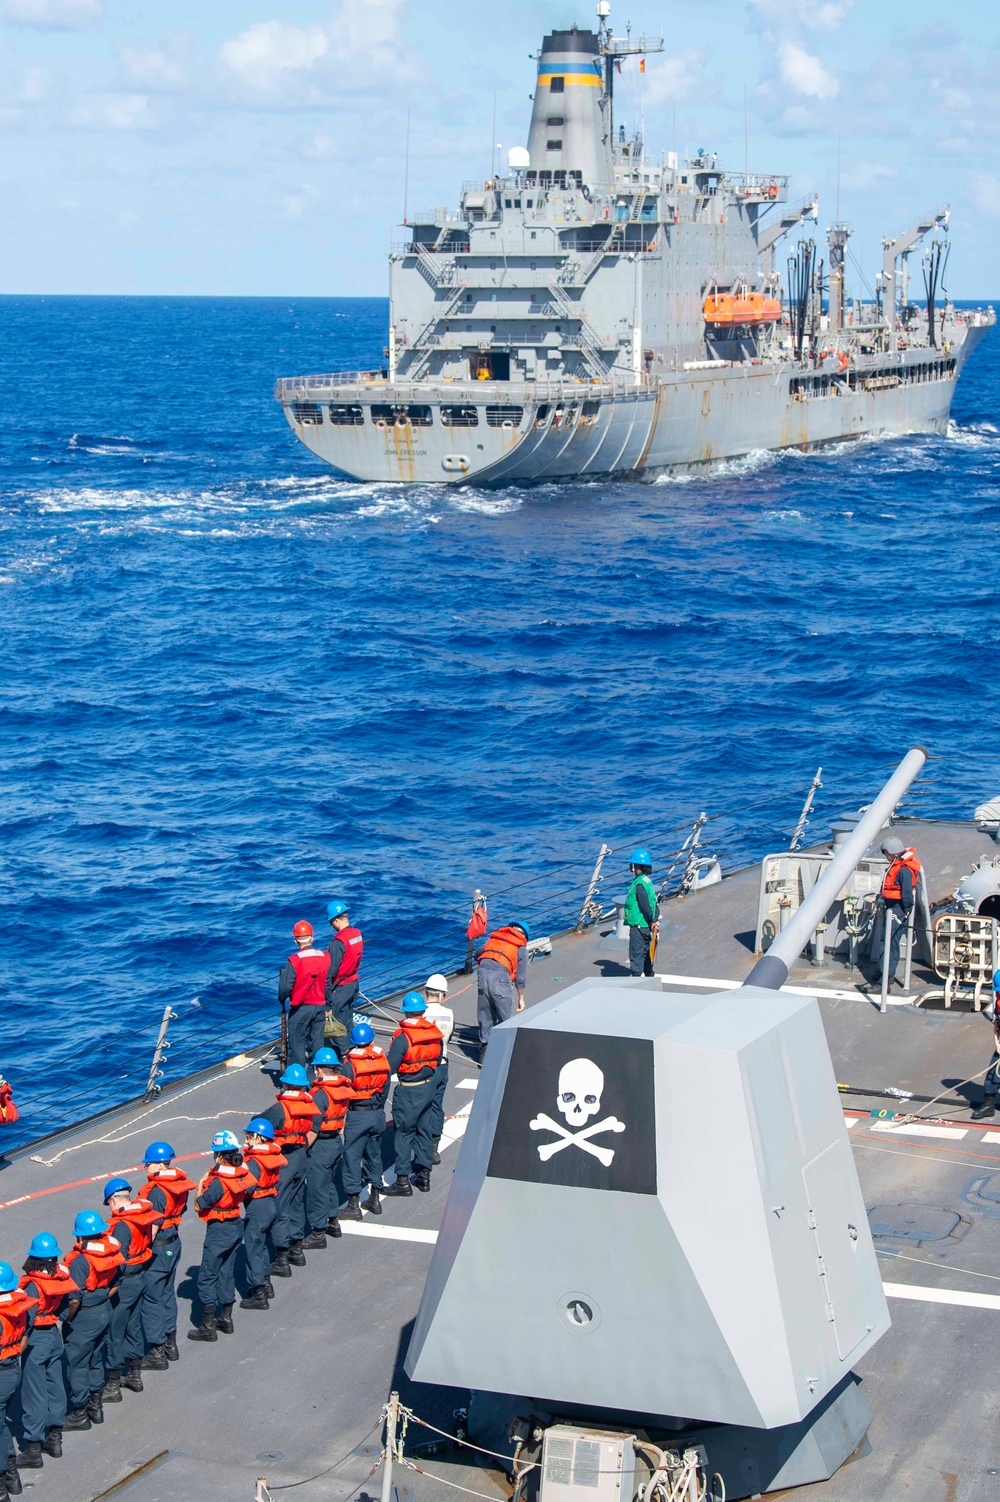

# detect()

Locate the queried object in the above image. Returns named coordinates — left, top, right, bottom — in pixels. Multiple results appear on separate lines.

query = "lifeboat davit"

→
left=703, top=292, right=782, bottom=326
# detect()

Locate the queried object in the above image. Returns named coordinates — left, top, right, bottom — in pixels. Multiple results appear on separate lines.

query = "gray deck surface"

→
left=3, top=818, right=1000, bottom=1501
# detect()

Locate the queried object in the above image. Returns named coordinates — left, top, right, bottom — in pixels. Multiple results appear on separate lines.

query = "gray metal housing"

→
left=405, top=977, right=889, bottom=1429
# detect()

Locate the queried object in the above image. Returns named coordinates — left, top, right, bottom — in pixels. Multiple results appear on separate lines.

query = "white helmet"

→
left=425, top=973, right=449, bottom=995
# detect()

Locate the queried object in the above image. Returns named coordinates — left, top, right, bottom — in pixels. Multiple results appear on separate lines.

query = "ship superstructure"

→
left=276, top=8, right=993, bottom=485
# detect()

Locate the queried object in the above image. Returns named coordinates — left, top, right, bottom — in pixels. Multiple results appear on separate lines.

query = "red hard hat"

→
left=292, top=920, right=313, bottom=938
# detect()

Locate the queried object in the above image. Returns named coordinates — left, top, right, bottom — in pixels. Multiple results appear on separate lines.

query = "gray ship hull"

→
left=278, top=324, right=988, bottom=486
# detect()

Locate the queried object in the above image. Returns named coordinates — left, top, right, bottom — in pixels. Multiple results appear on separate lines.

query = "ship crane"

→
left=756, top=194, right=819, bottom=276
left=881, top=206, right=949, bottom=341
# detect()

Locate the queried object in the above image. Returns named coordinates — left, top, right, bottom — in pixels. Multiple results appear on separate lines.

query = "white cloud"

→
left=218, top=0, right=411, bottom=105
left=778, top=42, right=839, bottom=99
left=0, top=0, right=103, bottom=28
left=71, top=92, right=154, bottom=130
left=643, top=50, right=710, bottom=107
left=116, top=37, right=190, bottom=93
left=842, top=160, right=898, bottom=192
left=220, top=20, right=329, bottom=94
left=748, top=0, right=851, bottom=33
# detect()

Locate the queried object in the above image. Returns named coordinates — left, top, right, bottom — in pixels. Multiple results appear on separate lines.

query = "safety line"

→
left=883, top=1282, right=1000, bottom=1312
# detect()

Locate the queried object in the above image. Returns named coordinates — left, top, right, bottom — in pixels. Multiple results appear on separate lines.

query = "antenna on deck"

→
left=402, top=106, right=411, bottom=225
left=490, top=91, right=497, bottom=180
left=744, top=85, right=749, bottom=180
left=835, top=132, right=842, bottom=224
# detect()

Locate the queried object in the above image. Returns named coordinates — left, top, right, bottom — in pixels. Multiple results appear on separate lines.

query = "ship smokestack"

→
left=526, top=27, right=610, bottom=190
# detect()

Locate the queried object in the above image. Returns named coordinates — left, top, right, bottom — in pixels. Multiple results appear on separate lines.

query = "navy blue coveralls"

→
left=20, top=1274, right=68, bottom=1442
left=194, top=1171, right=246, bottom=1311
left=387, top=1028, right=442, bottom=1179
left=305, top=1084, right=344, bottom=1231
left=141, top=1173, right=188, bottom=1347
left=261, top=1095, right=320, bottom=1250
left=243, top=1153, right=280, bottom=1290
left=339, top=1053, right=389, bottom=1196
left=106, top=1218, right=150, bottom=1372
left=64, top=1247, right=119, bottom=1411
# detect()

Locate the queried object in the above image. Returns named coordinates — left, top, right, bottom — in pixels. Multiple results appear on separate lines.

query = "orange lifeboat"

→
left=703, top=292, right=782, bottom=326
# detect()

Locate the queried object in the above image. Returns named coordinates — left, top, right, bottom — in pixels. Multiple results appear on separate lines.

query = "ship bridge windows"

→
left=291, top=401, right=323, bottom=425
left=328, top=404, right=364, bottom=426
left=441, top=405, right=479, bottom=427
left=486, top=405, right=525, bottom=427
left=547, top=116, right=564, bottom=126
left=549, top=76, right=565, bottom=93
left=547, top=140, right=563, bottom=152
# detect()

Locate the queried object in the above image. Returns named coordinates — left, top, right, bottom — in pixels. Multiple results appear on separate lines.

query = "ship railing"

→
left=279, top=373, right=651, bottom=402
left=8, top=768, right=885, bottom=1156
left=275, top=372, right=390, bottom=398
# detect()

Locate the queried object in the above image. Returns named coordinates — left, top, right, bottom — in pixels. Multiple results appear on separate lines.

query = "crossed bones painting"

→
left=487, top=1029, right=658, bottom=1195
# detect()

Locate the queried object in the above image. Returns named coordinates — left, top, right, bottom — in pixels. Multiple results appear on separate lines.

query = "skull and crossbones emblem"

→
left=530, top=1058, right=626, bottom=1166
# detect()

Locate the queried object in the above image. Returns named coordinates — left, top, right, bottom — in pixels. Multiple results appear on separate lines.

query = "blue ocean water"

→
left=1, top=294, right=998, bottom=1146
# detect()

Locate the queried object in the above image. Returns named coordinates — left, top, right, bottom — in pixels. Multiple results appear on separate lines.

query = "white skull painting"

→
left=557, top=1058, right=604, bottom=1125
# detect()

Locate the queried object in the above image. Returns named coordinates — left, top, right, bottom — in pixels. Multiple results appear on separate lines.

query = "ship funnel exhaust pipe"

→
left=744, top=745, right=927, bottom=991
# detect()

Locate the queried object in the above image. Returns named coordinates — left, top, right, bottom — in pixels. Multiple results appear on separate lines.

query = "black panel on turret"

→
left=487, top=1030, right=656, bottom=1193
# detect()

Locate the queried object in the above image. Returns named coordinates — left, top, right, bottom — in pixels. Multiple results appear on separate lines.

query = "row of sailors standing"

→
left=0, top=972, right=452, bottom=1498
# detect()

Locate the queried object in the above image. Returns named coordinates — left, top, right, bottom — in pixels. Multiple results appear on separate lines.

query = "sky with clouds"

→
left=0, top=0, right=997, bottom=297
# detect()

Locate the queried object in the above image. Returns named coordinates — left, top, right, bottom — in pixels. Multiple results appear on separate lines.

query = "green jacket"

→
left=624, top=874, right=658, bottom=930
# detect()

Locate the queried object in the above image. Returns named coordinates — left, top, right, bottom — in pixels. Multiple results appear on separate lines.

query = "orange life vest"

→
left=0, top=1289, right=35, bottom=1359
left=479, top=926, right=526, bottom=981
left=274, top=1089, right=320, bottom=1147
left=198, top=1163, right=255, bottom=1222
left=347, top=1045, right=390, bottom=1104
left=311, top=1074, right=352, bottom=1133
left=243, top=1143, right=287, bottom=1197
left=392, top=1018, right=444, bottom=1076
left=144, top=1165, right=196, bottom=1230
left=19, top=1265, right=75, bottom=1328
left=0, top=1080, right=18, bottom=1125
left=882, top=851, right=921, bottom=903
left=108, top=1198, right=161, bottom=1268
left=72, top=1238, right=125, bottom=1292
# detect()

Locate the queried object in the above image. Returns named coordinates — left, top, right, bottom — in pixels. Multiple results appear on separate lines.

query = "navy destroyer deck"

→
left=3, top=815, right=999, bottom=1501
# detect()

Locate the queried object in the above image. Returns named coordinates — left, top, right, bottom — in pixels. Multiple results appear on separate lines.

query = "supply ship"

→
left=8, top=750, right=1000, bottom=1500
left=275, top=10, right=993, bottom=485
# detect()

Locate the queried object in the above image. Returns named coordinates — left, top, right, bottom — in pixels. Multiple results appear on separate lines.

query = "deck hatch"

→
left=868, top=1204, right=961, bottom=1243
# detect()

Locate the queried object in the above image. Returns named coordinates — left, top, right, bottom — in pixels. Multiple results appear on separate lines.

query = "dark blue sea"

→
left=1, top=294, right=997, bottom=1146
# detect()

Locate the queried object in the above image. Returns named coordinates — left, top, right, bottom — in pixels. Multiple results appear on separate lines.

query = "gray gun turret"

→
left=405, top=750, right=928, bottom=1498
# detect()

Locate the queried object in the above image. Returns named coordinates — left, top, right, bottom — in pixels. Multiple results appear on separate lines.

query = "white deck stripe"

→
left=870, top=1122, right=968, bottom=1140
left=655, top=972, right=914, bottom=1005
left=339, top=1223, right=438, bottom=1244
left=883, top=1281, right=1000, bottom=1312
left=439, top=1101, right=473, bottom=1149
left=456, top=1078, right=479, bottom=1090
left=982, top=1131, right=1000, bottom=1144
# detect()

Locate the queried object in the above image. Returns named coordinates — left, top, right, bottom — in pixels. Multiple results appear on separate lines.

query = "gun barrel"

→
left=744, top=745, right=927, bottom=990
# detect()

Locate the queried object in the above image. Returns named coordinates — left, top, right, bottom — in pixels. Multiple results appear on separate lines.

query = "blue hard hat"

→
left=212, top=1129, right=240, bottom=1152
left=313, top=1048, right=339, bottom=1066
left=28, top=1232, right=61, bottom=1259
left=74, top=1211, right=107, bottom=1238
left=630, top=847, right=653, bottom=868
left=401, top=991, right=427, bottom=1014
left=0, top=1264, right=16, bottom=1294
left=103, top=1177, right=132, bottom=1202
left=994, top=968, right=1000, bottom=989
left=280, top=1063, right=309, bottom=1089
left=351, top=1021, right=374, bottom=1046
left=245, top=1116, right=275, bottom=1141
left=143, top=1140, right=175, bottom=1164
left=511, top=920, right=531, bottom=939
left=326, top=900, right=348, bottom=921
